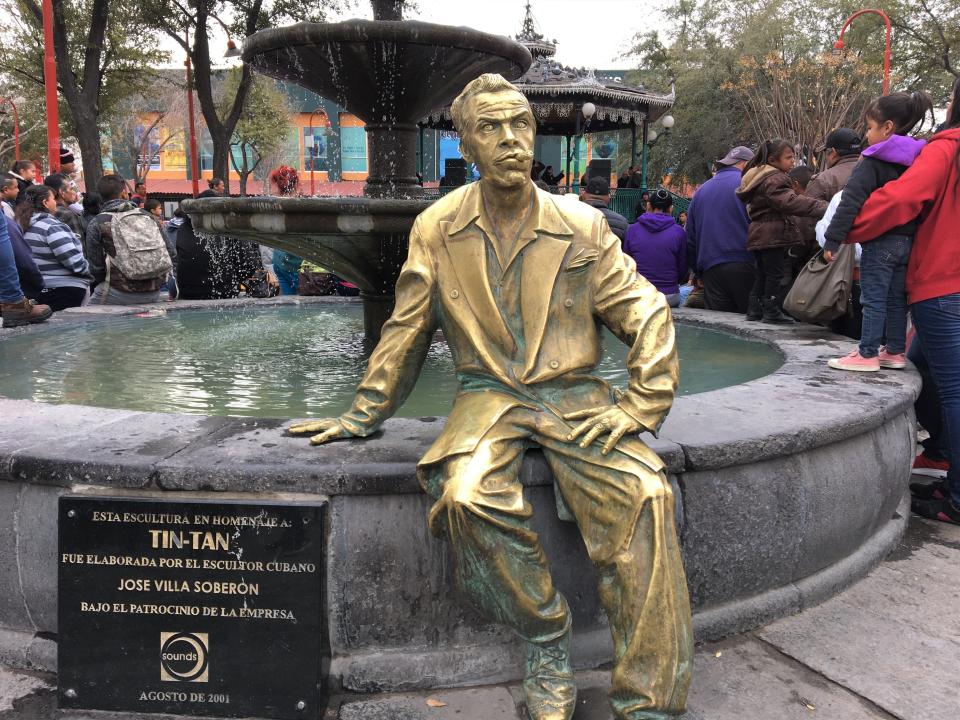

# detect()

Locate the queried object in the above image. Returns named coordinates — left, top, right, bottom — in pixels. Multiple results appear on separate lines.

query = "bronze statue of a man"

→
left=290, top=74, right=692, bottom=720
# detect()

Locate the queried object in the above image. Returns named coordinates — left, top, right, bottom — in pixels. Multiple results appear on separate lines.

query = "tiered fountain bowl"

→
left=183, top=19, right=532, bottom=341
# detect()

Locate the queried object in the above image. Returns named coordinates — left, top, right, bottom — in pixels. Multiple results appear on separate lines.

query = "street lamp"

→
left=570, top=101, right=597, bottom=191
left=0, top=97, right=20, bottom=161
left=833, top=9, right=892, bottom=95
left=641, top=115, right=676, bottom=189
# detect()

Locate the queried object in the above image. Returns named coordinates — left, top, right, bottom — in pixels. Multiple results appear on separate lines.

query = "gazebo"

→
left=422, top=2, right=675, bottom=194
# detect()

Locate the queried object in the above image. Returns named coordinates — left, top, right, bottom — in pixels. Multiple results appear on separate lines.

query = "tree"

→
left=220, top=70, right=292, bottom=195
left=724, top=52, right=873, bottom=166
left=624, top=0, right=956, bottom=186
left=105, top=77, right=190, bottom=182
left=0, top=0, right=167, bottom=185
left=139, top=0, right=346, bottom=194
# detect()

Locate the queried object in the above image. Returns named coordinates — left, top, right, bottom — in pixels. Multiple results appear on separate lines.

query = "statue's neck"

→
left=480, top=181, right=533, bottom=218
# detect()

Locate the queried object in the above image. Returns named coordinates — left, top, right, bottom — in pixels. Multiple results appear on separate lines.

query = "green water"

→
left=0, top=305, right=782, bottom=418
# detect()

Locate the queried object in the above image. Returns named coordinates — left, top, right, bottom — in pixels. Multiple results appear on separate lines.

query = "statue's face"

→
left=460, top=89, right=535, bottom=190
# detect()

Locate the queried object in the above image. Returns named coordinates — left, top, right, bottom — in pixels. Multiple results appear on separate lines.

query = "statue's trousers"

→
left=421, top=405, right=693, bottom=718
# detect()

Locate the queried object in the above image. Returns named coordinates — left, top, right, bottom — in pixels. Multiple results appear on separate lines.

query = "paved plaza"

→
left=2, top=501, right=956, bottom=720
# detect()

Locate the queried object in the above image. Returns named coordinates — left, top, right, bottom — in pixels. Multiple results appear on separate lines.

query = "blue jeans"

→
left=911, top=293, right=960, bottom=506
left=858, top=235, right=911, bottom=357
left=0, top=216, right=24, bottom=303
left=274, top=264, right=300, bottom=295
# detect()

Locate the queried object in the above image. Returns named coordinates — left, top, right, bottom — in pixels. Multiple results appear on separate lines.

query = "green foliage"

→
left=220, top=69, right=292, bottom=193
left=0, top=0, right=168, bottom=170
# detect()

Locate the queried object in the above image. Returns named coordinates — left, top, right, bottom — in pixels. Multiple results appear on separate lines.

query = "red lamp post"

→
left=184, top=29, right=201, bottom=198
left=0, top=97, right=19, bottom=161
left=307, top=108, right=328, bottom=197
left=41, top=0, right=60, bottom=172
left=833, top=9, right=892, bottom=95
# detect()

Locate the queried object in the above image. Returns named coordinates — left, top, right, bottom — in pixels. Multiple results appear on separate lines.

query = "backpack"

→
left=783, top=246, right=856, bottom=323
left=105, top=208, right=172, bottom=281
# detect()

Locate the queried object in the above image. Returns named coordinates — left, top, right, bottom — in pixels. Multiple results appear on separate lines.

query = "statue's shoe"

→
left=522, top=626, right=576, bottom=720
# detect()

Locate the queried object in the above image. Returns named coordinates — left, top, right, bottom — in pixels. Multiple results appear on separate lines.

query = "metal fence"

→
left=422, top=185, right=691, bottom=224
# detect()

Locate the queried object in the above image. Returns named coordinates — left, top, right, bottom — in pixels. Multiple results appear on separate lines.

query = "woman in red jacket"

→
left=846, top=78, right=960, bottom=525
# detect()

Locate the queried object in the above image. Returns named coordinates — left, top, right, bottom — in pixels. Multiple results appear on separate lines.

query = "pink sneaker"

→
left=828, top=349, right=880, bottom=372
left=878, top=347, right=907, bottom=369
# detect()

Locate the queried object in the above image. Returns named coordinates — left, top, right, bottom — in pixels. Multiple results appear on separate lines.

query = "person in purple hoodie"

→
left=623, top=188, right=688, bottom=307
left=824, top=91, right=935, bottom=372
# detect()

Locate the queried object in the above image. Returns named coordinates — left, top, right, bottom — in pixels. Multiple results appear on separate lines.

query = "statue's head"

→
left=451, top=74, right=535, bottom=190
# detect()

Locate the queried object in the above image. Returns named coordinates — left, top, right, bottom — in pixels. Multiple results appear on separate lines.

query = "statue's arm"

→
left=290, top=218, right=438, bottom=444
left=338, top=218, right=439, bottom=436
left=591, top=217, right=679, bottom=436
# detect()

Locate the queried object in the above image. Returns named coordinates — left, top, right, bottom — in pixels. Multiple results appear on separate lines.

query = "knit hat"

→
left=585, top=175, right=610, bottom=195
left=59, top=146, right=74, bottom=165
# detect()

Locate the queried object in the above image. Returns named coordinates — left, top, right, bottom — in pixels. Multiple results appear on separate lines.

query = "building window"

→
left=303, top=126, right=329, bottom=171
left=340, top=126, right=367, bottom=173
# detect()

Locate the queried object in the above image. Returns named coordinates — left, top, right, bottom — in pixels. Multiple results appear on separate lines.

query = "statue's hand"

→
left=287, top=418, right=355, bottom=446
left=563, top=405, right=642, bottom=456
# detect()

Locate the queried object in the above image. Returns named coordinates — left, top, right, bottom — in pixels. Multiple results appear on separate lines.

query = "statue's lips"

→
left=495, top=154, right=530, bottom=165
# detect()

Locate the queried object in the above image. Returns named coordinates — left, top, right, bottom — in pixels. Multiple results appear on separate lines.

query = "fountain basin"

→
left=0, top=299, right=918, bottom=698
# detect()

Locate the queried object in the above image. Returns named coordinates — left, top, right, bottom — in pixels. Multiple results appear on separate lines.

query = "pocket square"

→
left=565, top=249, right=598, bottom=270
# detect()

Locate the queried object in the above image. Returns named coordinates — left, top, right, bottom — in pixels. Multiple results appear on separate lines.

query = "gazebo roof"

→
left=422, top=2, right=674, bottom=134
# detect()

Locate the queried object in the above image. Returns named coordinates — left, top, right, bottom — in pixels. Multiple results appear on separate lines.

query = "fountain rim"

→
left=0, top=298, right=919, bottom=483
left=242, top=18, right=533, bottom=71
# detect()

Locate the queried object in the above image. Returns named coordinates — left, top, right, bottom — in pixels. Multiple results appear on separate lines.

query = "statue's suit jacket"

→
left=339, top=182, right=679, bottom=476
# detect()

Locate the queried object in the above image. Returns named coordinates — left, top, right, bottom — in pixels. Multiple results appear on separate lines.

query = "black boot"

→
left=746, top=294, right=762, bottom=321
left=761, top=296, right=792, bottom=324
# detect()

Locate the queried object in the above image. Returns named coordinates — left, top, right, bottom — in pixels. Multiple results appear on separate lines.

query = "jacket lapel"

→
left=443, top=224, right=516, bottom=350
left=520, top=233, right=571, bottom=375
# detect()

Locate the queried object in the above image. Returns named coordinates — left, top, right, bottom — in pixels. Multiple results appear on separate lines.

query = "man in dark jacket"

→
left=85, top=174, right=166, bottom=304
left=685, top=146, right=755, bottom=312
left=579, top=175, right=628, bottom=242
left=807, top=128, right=863, bottom=202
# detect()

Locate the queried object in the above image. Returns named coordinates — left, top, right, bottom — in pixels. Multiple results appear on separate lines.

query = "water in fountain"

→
left=0, top=305, right=783, bottom=418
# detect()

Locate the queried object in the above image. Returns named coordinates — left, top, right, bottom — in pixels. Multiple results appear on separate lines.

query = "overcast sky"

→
left=184, top=0, right=661, bottom=71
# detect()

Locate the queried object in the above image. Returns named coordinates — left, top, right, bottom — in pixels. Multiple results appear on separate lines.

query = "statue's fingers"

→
left=578, top=423, right=607, bottom=449
left=601, top=427, right=627, bottom=456
left=562, top=406, right=608, bottom=421
left=310, top=426, right=345, bottom=446
left=288, top=420, right=331, bottom=435
left=567, top=415, right=600, bottom=440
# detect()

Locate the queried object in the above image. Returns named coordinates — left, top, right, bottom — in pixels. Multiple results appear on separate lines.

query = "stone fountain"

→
left=183, top=14, right=531, bottom=342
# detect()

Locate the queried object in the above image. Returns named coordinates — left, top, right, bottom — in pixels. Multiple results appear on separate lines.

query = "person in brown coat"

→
left=736, top=139, right=828, bottom=323
left=806, top=128, right=863, bottom=202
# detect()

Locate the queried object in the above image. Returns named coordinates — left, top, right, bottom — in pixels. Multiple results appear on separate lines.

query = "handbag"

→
left=783, top=245, right=856, bottom=323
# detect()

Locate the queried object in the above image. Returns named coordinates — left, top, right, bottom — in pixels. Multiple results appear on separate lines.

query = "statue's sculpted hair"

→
left=451, top=73, right=531, bottom=135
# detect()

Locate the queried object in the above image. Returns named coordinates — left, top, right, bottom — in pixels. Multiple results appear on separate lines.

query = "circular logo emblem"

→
left=160, top=632, right=208, bottom=682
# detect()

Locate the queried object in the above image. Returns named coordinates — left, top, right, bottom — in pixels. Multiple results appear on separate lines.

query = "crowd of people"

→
left=680, top=82, right=959, bottom=526
left=1, top=79, right=958, bottom=525
left=0, top=162, right=366, bottom=329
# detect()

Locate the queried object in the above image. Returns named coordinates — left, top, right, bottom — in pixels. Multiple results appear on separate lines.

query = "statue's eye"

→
left=514, top=119, right=529, bottom=129
left=480, top=122, right=495, bottom=133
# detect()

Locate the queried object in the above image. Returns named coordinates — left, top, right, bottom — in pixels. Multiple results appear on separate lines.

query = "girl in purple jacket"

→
left=623, top=188, right=688, bottom=307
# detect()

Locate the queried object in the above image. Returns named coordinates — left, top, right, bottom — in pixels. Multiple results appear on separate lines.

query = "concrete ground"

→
left=2, top=510, right=958, bottom=720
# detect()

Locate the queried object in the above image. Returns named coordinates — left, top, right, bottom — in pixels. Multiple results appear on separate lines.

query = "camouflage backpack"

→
left=105, top=208, right=172, bottom=281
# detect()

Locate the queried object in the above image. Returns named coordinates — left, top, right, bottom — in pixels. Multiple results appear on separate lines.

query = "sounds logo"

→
left=160, top=632, right=209, bottom=682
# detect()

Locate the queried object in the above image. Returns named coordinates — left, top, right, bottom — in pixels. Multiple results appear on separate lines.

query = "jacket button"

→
left=549, top=360, right=559, bottom=369
left=563, top=298, right=573, bottom=308
left=450, top=289, right=459, bottom=299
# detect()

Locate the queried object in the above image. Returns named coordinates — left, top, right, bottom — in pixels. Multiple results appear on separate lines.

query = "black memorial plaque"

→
left=58, top=496, right=324, bottom=719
